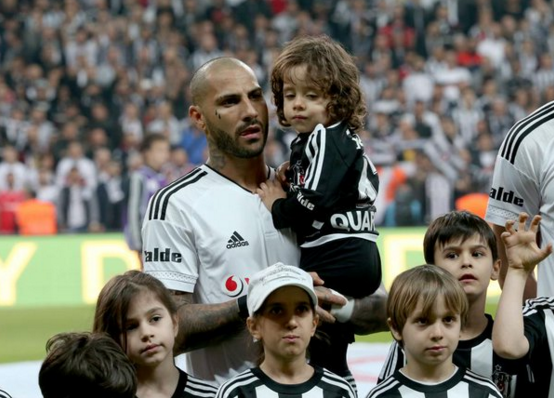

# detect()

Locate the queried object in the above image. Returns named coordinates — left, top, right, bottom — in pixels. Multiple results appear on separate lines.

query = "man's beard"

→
left=206, top=118, right=268, bottom=159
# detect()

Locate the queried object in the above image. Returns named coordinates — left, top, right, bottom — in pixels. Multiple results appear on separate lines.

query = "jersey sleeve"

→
left=378, top=341, right=405, bottom=383
left=522, top=305, right=548, bottom=358
left=142, top=199, right=199, bottom=293
left=485, top=152, right=540, bottom=227
left=272, top=125, right=377, bottom=229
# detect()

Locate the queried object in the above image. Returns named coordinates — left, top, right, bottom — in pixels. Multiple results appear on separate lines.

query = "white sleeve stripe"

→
left=304, top=126, right=326, bottom=190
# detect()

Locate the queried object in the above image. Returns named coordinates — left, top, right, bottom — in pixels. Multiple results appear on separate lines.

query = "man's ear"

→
left=491, top=259, right=501, bottom=281
left=189, top=105, right=206, bottom=131
left=388, top=318, right=402, bottom=343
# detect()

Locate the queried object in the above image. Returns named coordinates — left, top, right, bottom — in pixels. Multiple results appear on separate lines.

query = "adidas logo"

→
left=226, top=231, right=250, bottom=249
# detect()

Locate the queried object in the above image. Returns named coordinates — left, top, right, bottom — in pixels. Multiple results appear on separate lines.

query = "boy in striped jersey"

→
left=379, top=211, right=524, bottom=396
left=493, top=213, right=554, bottom=396
left=216, top=263, right=356, bottom=398
left=368, top=265, right=502, bottom=398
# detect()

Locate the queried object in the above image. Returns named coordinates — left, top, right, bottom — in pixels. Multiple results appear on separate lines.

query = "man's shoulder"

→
left=146, top=167, right=210, bottom=222
left=498, top=101, right=554, bottom=166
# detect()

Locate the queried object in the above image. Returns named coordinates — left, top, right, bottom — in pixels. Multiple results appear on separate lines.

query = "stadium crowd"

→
left=0, top=0, right=551, bottom=234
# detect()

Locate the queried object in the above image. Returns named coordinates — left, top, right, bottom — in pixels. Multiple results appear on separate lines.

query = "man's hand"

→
left=257, top=179, right=286, bottom=211
left=307, top=271, right=347, bottom=324
left=502, top=213, right=552, bottom=276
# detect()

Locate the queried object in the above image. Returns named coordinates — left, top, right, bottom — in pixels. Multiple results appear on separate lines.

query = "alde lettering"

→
left=144, top=248, right=183, bottom=262
left=489, top=187, right=524, bottom=207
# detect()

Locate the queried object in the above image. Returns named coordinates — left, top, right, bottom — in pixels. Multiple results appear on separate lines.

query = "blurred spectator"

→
left=0, top=172, right=26, bottom=234
left=55, top=140, right=97, bottom=193
left=58, top=166, right=99, bottom=233
left=15, top=188, right=57, bottom=235
left=164, top=146, right=195, bottom=183
left=0, top=145, right=29, bottom=191
left=97, top=160, right=125, bottom=231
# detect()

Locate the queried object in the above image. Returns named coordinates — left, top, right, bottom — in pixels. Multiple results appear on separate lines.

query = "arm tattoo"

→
left=349, top=283, right=388, bottom=335
left=171, top=291, right=246, bottom=354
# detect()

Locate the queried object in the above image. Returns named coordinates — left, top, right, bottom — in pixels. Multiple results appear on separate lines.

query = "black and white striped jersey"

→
left=485, top=100, right=554, bottom=296
left=378, top=315, right=521, bottom=397
left=273, top=121, right=379, bottom=247
left=516, top=296, right=554, bottom=397
left=369, top=367, right=502, bottom=398
left=142, top=165, right=300, bottom=384
left=215, top=366, right=356, bottom=398
left=174, top=369, right=217, bottom=398
left=272, top=121, right=382, bottom=298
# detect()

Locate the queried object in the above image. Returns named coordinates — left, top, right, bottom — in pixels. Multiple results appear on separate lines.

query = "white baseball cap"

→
left=247, top=263, right=318, bottom=316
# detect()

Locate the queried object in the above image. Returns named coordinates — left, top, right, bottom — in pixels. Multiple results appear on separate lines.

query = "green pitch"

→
left=1, top=301, right=499, bottom=363
left=1, top=306, right=96, bottom=363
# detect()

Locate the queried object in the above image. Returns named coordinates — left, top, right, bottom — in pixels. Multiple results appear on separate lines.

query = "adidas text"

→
left=226, top=241, right=250, bottom=249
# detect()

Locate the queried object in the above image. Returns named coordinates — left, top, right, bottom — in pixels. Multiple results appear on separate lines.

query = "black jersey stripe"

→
left=149, top=168, right=206, bottom=221
left=159, top=171, right=207, bottom=221
left=149, top=167, right=203, bottom=220
left=501, top=101, right=554, bottom=164
left=500, top=101, right=554, bottom=160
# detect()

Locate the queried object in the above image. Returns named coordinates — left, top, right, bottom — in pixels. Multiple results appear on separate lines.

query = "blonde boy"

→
left=369, top=265, right=502, bottom=397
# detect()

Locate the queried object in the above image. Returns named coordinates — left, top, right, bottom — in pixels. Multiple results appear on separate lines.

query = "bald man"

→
left=142, top=58, right=387, bottom=384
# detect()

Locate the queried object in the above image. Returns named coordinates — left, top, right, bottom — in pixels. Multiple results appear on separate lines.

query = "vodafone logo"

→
left=223, top=275, right=245, bottom=297
left=225, top=276, right=243, bottom=296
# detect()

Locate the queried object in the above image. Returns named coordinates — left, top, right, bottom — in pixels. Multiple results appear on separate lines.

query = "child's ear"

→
left=388, top=318, right=402, bottom=342
left=491, top=259, right=501, bottom=281
left=172, top=314, right=179, bottom=338
left=247, top=317, right=262, bottom=341
left=311, top=313, right=319, bottom=336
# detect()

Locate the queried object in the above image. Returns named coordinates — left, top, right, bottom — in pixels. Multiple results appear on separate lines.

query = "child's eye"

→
left=269, top=307, right=283, bottom=315
left=473, top=251, right=484, bottom=258
left=443, top=316, right=456, bottom=324
left=125, top=324, right=138, bottom=331
left=151, top=315, right=162, bottom=323
left=445, top=252, right=458, bottom=259
left=297, top=304, right=310, bottom=314
left=284, top=93, right=295, bottom=99
left=415, top=318, right=428, bottom=325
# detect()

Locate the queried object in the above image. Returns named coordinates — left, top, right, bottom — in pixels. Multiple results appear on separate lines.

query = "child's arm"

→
left=492, top=213, right=552, bottom=359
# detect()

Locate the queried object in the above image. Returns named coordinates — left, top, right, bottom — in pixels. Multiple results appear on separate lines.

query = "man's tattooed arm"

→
left=171, top=291, right=246, bottom=355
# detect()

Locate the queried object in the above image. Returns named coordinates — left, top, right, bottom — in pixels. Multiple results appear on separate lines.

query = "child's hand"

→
left=501, top=213, right=553, bottom=275
left=276, top=161, right=290, bottom=189
left=256, top=179, right=286, bottom=211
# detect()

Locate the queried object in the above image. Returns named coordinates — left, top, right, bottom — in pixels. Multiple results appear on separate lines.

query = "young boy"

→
left=493, top=212, right=554, bottom=396
left=216, top=263, right=356, bottom=398
left=39, top=331, right=137, bottom=398
left=379, top=211, right=522, bottom=396
left=124, top=133, right=169, bottom=261
left=257, top=33, right=381, bottom=389
left=369, top=265, right=502, bottom=397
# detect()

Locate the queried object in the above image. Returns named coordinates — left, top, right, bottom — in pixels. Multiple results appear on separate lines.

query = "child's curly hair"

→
left=271, top=35, right=366, bottom=133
